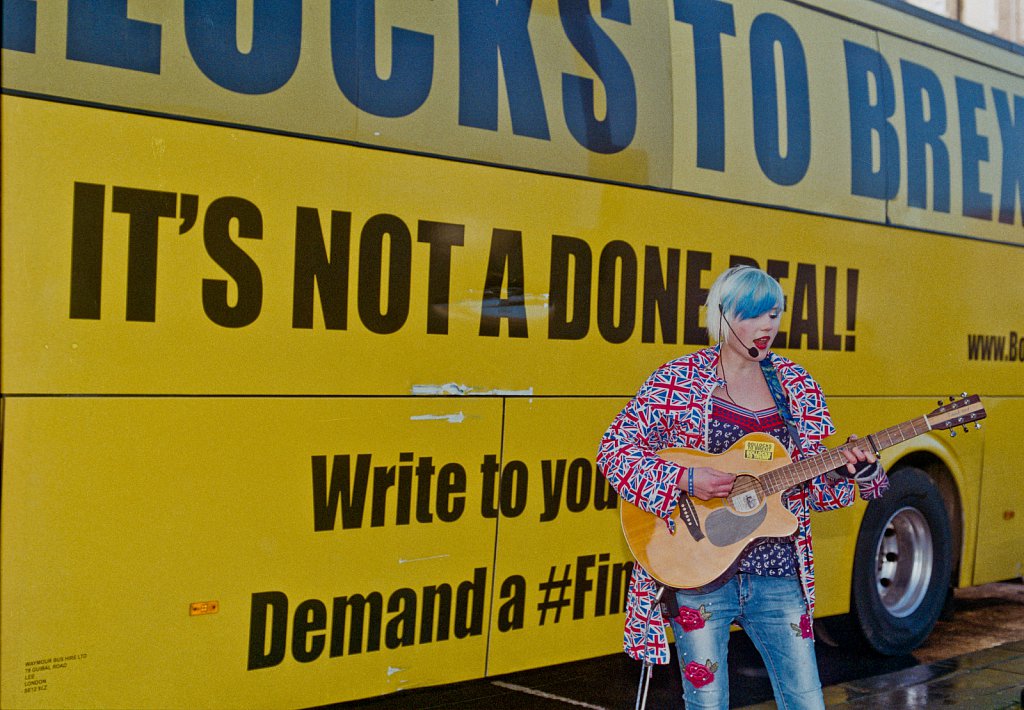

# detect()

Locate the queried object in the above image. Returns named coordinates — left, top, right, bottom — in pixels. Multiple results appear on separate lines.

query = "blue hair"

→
left=705, top=266, right=785, bottom=342
left=722, top=268, right=784, bottom=320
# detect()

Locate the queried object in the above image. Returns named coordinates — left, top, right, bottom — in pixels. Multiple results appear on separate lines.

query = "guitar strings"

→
left=726, top=416, right=931, bottom=501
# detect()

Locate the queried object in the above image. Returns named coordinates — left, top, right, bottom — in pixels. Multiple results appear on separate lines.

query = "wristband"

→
left=687, top=468, right=695, bottom=496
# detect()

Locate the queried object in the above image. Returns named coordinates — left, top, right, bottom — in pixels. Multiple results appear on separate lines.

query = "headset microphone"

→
left=719, top=304, right=760, bottom=358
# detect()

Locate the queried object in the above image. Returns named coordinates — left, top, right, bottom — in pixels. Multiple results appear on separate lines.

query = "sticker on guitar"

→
left=729, top=477, right=763, bottom=513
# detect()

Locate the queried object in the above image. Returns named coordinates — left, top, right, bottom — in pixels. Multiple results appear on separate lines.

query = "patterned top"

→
left=597, top=346, right=889, bottom=664
left=707, top=396, right=797, bottom=578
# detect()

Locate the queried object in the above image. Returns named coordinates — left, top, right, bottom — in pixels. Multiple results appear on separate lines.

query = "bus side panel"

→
left=1, top=397, right=508, bottom=708
left=487, top=397, right=634, bottom=675
left=972, top=397, right=1024, bottom=584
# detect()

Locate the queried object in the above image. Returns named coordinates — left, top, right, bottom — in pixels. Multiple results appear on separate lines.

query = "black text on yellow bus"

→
left=246, top=554, right=630, bottom=669
left=246, top=568, right=488, bottom=670
left=68, top=183, right=858, bottom=351
left=310, top=453, right=617, bottom=531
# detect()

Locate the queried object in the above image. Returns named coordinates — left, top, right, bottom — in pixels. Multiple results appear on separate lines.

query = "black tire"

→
left=848, top=467, right=953, bottom=655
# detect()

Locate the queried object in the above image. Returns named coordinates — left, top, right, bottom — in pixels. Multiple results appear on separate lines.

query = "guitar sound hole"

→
left=728, top=475, right=765, bottom=514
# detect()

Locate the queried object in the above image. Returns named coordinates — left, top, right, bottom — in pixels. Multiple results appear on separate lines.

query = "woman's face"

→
left=724, top=307, right=782, bottom=361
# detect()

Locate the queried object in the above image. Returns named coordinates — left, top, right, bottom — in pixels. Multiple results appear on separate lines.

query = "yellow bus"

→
left=2, top=1, right=1021, bottom=707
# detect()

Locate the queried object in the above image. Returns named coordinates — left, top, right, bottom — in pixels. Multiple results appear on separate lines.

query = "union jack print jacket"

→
left=596, top=346, right=888, bottom=664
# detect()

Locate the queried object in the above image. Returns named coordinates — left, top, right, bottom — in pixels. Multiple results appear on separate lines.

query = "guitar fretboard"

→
left=760, top=416, right=931, bottom=495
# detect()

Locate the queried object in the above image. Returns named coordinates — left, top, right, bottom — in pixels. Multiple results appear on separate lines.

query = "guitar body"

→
left=619, top=432, right=799, bottom=589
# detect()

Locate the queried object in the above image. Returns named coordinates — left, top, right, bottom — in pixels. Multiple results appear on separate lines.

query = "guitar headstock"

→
left=926, top=394, right=987, bottom=436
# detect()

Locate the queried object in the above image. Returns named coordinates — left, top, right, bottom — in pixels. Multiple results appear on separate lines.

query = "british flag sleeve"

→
left=597, top=353, right=713, bottom=519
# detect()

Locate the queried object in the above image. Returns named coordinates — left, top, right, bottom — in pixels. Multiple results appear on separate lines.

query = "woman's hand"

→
left=840, top=434, right=877, bottom=475
left=681, top=466, right=736, bottom=500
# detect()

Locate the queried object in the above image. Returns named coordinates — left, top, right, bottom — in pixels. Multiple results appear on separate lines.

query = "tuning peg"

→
left=962, top=425, right=969, bottom=433
left=975, top=422, right=982, bottom=430
left=937, top=400, right=944, bottom=407
left=961, top=392, right=967, bottom=398
left=950, top=429, right=957, bottom=437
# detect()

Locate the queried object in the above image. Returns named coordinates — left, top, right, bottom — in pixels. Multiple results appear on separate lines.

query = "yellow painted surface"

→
left=487, top=397, right=633, bottom=675
left=972, top=397, right=1024, bottom=584
left=2, top=397, right=505, bottom=707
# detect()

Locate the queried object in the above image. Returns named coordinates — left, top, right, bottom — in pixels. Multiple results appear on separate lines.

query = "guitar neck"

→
left=761, top=416, right=931, bottom=495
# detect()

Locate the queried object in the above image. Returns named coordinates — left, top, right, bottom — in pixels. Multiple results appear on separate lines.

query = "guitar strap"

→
left=760, top=357, right=888, bottom=500
left=759, top=356, right=804, bottom=457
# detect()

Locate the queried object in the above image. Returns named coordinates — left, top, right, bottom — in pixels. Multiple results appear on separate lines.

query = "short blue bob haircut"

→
left=705, top=265, right=785, bottom=343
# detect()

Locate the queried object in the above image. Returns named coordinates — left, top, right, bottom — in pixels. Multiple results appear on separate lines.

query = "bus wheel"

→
left=849, top=467, right=953, bottom=655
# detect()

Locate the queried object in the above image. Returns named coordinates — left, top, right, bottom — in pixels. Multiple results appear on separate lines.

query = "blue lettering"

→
left=843, top=40, right=899, bottom=200
left=673, top=0, right=736, bottom=172
left=458, top=0, right=549, bottom=139
left=558, top=0, right=636, bottom=154
left=992, top=88, right=1024, bottom=225
left=956, top=77, right=993, bottom=221
left=331, top=0, right=433, bottom=118
left=66, top=0, right=161, bottom=73
left=184, top=0, right=300, bottom=95
left=2, top=0, right=36, bottom=53
left=749, top=13, right=810, bottom=186
left=900, top=59, right=950, bottom=212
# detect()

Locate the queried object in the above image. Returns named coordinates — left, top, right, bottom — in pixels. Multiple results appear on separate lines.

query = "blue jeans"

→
left=668, top=573, right=824, bottom=710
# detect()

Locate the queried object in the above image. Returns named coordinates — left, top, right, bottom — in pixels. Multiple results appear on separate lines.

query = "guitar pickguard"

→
left=705, top=505, right=768, bottom=547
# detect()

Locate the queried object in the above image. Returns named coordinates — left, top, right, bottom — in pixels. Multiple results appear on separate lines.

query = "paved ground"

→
left=913, top=581, right=1024, bottom=665
left=320, top=580, right=1024, bottom=709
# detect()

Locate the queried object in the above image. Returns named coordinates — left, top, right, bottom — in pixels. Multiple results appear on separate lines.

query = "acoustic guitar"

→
left=619, top=394, right=986, bottom=589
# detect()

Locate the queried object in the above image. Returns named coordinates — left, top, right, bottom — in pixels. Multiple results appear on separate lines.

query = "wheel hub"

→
left=874, top=506, right=934, bottom=618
